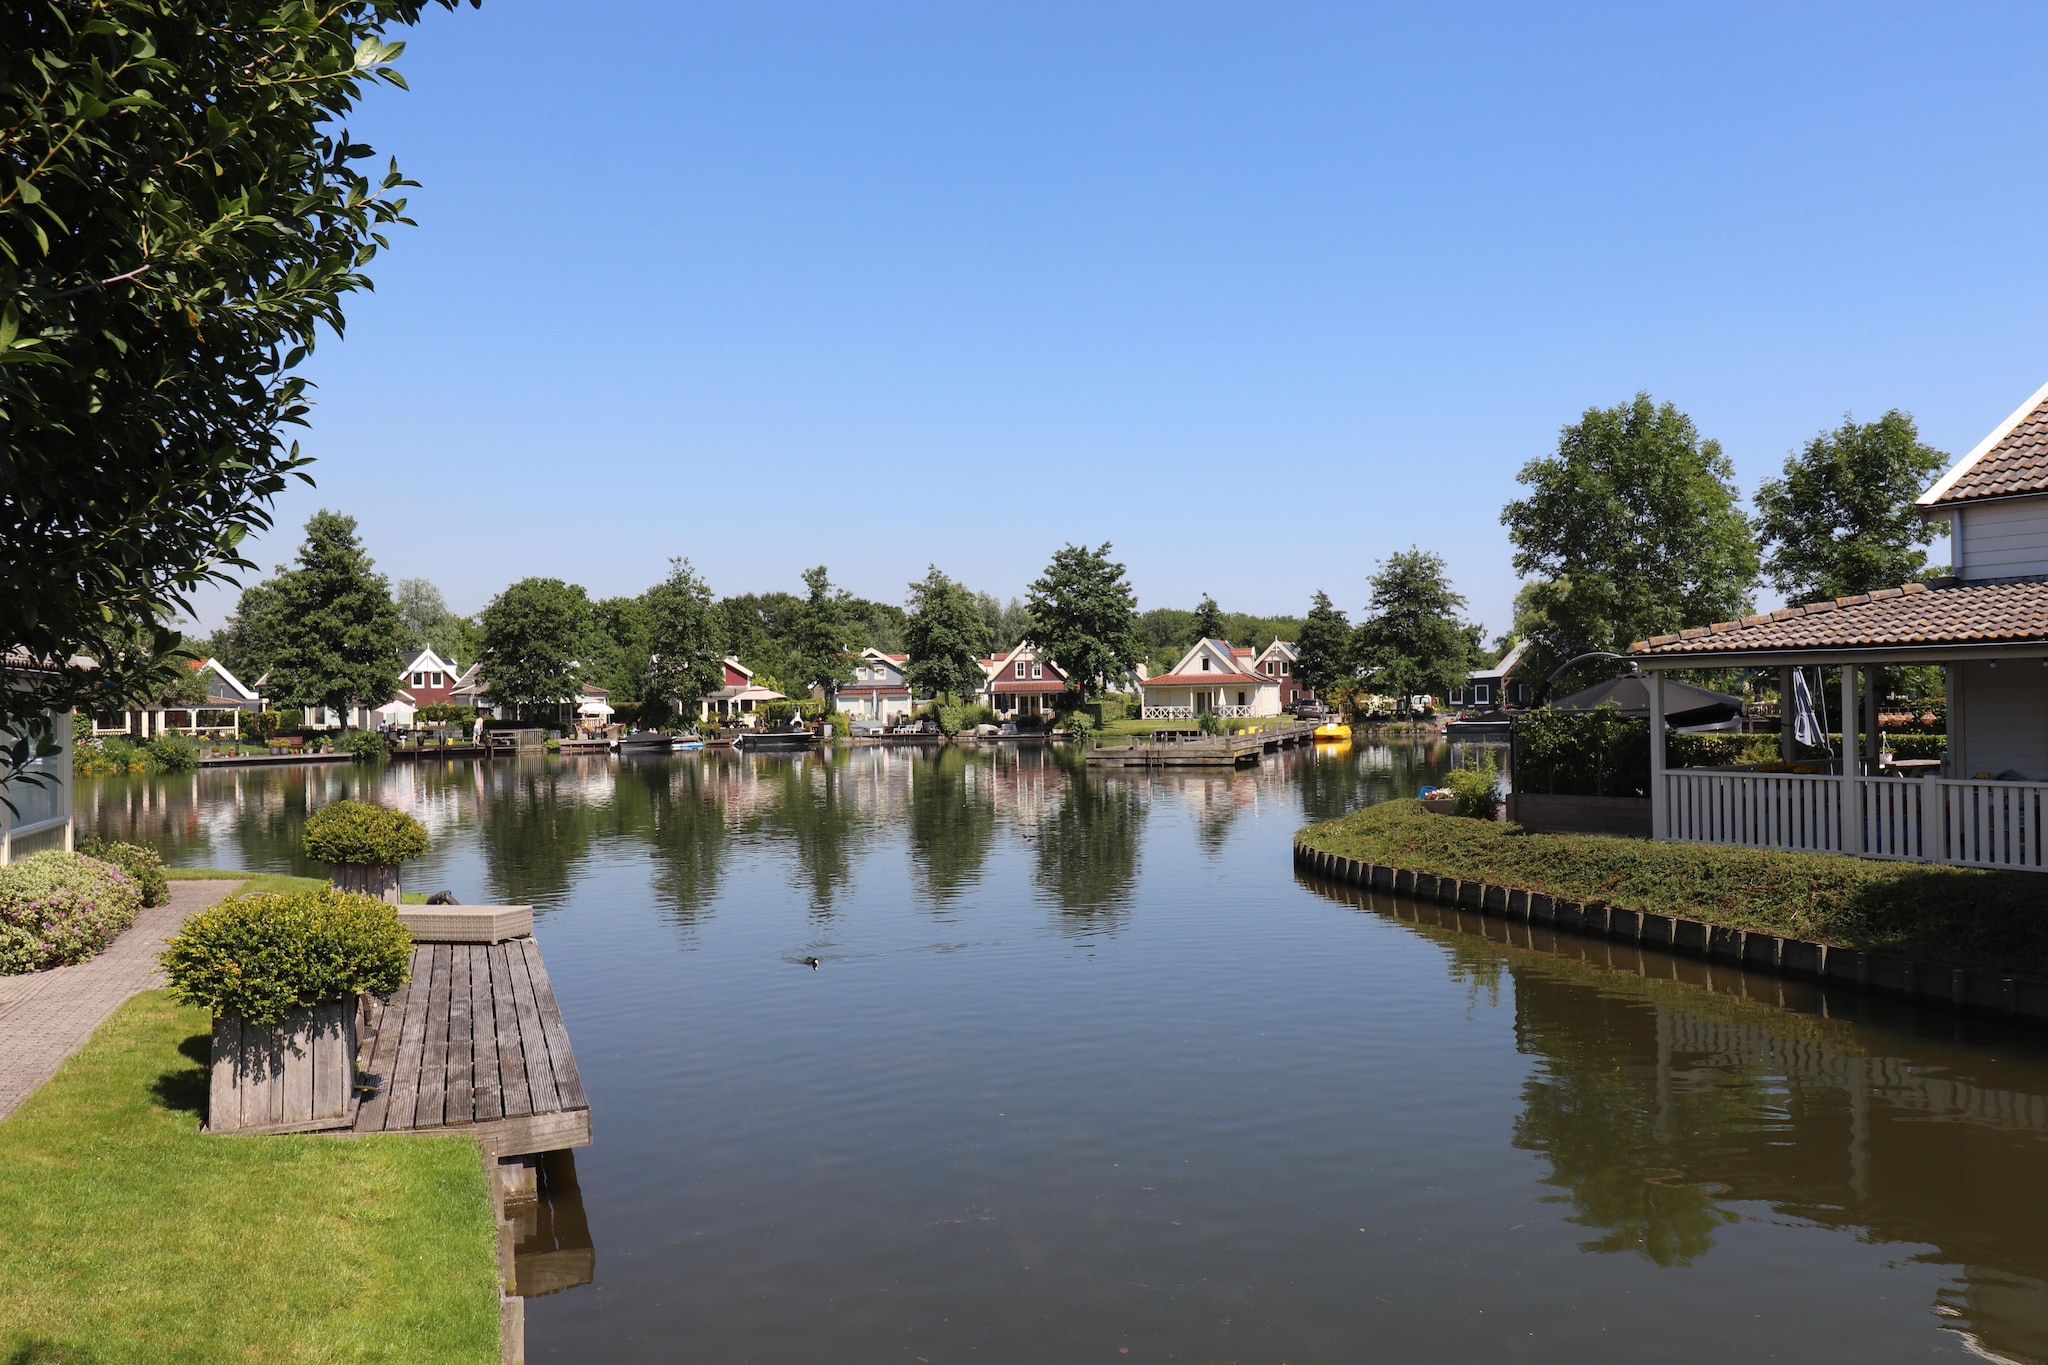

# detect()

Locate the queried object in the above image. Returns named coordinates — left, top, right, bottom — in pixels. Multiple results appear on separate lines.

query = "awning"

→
left=1548, top=675, right=1745, bottom=729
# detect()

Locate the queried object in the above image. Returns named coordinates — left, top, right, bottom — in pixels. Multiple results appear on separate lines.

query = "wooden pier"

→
left=1086, top=720, right=1320, bottom=767
left=352, top=934, right=591, bottom=1159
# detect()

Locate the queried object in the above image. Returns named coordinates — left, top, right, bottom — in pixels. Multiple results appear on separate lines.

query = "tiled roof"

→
left=1144, top=672, right=1266, bottom=686
left=989, top=679, right=1068, bottom=693
left=1924, top=383, right=2048, bottom=506
left=1629, top=579, right=2048, bottom=658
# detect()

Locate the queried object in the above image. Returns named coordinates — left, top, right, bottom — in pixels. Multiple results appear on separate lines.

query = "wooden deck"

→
left=352, top=937, right=591, bottom=1157
left=1086, top=720, right=1320, bottom=767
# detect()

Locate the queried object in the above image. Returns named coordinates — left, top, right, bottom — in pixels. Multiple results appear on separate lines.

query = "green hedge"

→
left=0, top=851, right=144, bottom=974
left=301, top=801, right=429, bottom=866
left=75, top=837, right=169, bottom=908
left=1513, top=708, right=1649, bottom=797
left=159, top=887, right=413, bottom=1024
left=334, top=728, right=389, bottom=762
left=1299, top=799, right=2048, bottom=978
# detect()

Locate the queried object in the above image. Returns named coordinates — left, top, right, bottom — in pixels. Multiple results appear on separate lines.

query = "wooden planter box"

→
left=207, top=997, right=359, bottom=1134
left=329, top=862, right=402, bottom=904
left=1507, top=792, right=1652, bottom=838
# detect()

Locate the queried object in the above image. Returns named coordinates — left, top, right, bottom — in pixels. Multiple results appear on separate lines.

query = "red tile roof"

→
left=1628, top=579, right=2048, bottom=659
left=1145, top=672, right=1265, bottom=686
left=1924, top=383, right=2048, bottom=506
left=989, top=679, right=1068, bottom=693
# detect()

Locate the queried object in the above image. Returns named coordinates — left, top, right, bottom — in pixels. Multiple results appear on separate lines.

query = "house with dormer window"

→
left=1252, top=640, right=1313, bottom=709
left=822, top=649, right=921, bottom=725
left=979, top=642, right=1070, bottom=718
left=1140, top=638, right=1283, bottom=719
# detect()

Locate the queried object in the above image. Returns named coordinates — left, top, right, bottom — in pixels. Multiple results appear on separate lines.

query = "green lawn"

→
left=1300, top=799, right=2048, bottom=979
left=165, top=870, right=429, bottom=903
left=0, top=991, right=499, bottom=1364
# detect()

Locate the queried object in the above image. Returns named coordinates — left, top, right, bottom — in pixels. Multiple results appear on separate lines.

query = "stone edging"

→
left=1292, top=841, right=2048, bottom=1027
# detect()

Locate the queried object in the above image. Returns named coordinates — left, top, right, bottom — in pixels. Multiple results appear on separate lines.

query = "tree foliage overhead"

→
left=1352, top=548, right=1475, bottom=705
left=0, top=0, right=474, bottom=771
left=1293, top=591, right=1352, bottom=696
left=903, top=566, right=990, bottom=702
left=1191, top=595, right=1224, bottom=642
left=1026, top=542, right=1140, bottom=699
left=642, top=559, right=725, bottom=722
left=477, top=578, right=594, bottom=712
left=394, top=578, right=474, bottom=667
left=260, top=511, right=403, bottom=714
left=1502, top=394, right=1759, bottom=673
left=1753, top=410, right=1949, bottom=604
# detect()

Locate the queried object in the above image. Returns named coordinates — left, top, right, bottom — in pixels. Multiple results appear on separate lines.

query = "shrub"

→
left=335, top=728, right=389, bottom=762
left=825, top=710, right=852, bottom=737
left=1512, top=707, right=1648, bottom=797
left=143, top=730, right=199, bottom=773
left=274, top=708, right=305, bottom=732
left=0, top=851, right=143, bottom=975
left=1887, top=733, right=1947, bottom=760
left=1198, top=711, right=1225, bottom=735
left=247, top=710, right=281, bottom=742
left=74, top=837, right=169, bottom=907
left=159, top=887, right=413, bottom=1023
left=1063, top=710, right=1097, bottom=746
left=935, top=703, right=966, bottom=736
left=301, top=801, right=429, bottom=866
left=1444, top=754, right=1501, bottom=820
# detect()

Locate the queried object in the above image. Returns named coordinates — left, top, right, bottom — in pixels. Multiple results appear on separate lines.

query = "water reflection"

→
left=1306, top=879, right=2048, bottom=1362
left=510, top=1151, right=596, bottom=1300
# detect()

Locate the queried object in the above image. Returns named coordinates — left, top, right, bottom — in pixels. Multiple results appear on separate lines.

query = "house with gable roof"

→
left=1252, top=640, right=1313, bottom=709
left=1139, top=638, right=1283, bottom=720
left=1628, top=378, right=2048, bottom=870
left=818, top=648, right=921, bottom=726
left=93, top=657, right=263, bottom=739
left=980, top=642, right=1070, bottom=719
left=701, top=657, right=787, bottom=724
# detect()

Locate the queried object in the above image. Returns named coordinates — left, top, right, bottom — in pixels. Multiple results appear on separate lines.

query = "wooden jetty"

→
left=1086, top=720, right=1319, bottom=767
left=554, top=737, right=611, bottom=755
left=352, top=935, right=591, bottom=1160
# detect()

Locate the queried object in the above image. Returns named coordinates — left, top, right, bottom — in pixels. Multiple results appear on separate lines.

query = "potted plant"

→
left=302, top=800, right=429, bottom=904
left=159, top=887, right=412, bottom=1133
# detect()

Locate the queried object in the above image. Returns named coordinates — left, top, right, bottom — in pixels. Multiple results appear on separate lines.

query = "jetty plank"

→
left=504, top=941, right=559, bottom=1113
left=444, top=941, right=476, bottom=1127
left=469, top=946, right=506, bottom=1122
left=489, top=943, right=534, bottom=1119
left=416, top=943, right=453, bottom=1129
left=519, top=937, right=588, bottom=1111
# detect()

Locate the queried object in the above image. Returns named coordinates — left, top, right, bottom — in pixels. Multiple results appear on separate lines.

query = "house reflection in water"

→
left=1308, top=880, right=2048, bottom=1365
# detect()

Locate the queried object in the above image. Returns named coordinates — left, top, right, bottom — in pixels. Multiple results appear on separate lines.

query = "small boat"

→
left=733, top=724, right=818, bottom=750
left=1313, top=722, right=1351, bottom=741
left=675, top=739, right=704, bottom=751
left=615, top=731, right=675, bottom=753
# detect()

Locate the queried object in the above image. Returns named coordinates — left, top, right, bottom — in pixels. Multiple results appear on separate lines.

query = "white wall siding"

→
left=1958, top=660, right=2048, bottom=781
left=1957, top=497, right=2048, bottom=580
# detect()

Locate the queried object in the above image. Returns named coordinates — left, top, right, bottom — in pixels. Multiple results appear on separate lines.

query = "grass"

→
left=164, top=869, right=428, bottom=903
left=1096, top=714, right=1312, bottom=739
left=0, top=991, right=499, bottom=1364
left=1299, top=798, right=2048, bottom=979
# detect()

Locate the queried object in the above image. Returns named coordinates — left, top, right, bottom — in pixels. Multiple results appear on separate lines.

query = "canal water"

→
left=80, top=743, right=2048, bottom=1363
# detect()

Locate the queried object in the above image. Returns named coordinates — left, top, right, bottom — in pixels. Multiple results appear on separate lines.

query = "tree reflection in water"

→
left=906, top=745, right=996, bottom=913
left=1033, top=765, right=1145, bottom=934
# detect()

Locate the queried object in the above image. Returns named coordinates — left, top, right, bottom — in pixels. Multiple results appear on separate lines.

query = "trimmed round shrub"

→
left=159, top=887, right=413, bottom=1024
left=335, top=728, right=389, bottom=762
left=144, top=730, right=199, bottom=772
left=0, top=851, right=143, bottom=975
left=301, top=800, right=429, bottom=866
left=74, top=836, right=169, bottom=907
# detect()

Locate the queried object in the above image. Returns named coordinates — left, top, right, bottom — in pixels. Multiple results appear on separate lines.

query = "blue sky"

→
left=198, top=1, right=2048, bottom=641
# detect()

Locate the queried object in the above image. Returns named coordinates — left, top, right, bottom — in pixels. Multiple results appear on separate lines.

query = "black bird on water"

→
left=801, top=956, right=821, bottom=970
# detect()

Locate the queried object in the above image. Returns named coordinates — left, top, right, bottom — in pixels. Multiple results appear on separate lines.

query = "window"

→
left=412, top=672, right=424, bottom=686
left=1474, top=684, right=1491, bottom=706
left=1237, top=691, right=1247, bottom=707
left=1450, top=688, right=1466, bottom=705
left=1282, top=662, right=1291, bottom=675
left=1200, top=657, right=1210, bottom=672
left=1015, top=661, right=1027, bottom=679
left=1031, top=662, right=1042, bottom=679
left=431, top=671, right=444, bottom=687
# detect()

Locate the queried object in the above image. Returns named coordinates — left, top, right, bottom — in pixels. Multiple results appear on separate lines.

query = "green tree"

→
left=1192, top=595, right=1225, bottom=641
left=790, top=565, right=857, bottom=704
left=394, top=578, right=475, bottom=667
left=1753, top=411, right=1950, bottom=604
left=1293, top=591, right=1353, bottom=695
left=904, top=566, right=991, bottom=702
left=589, top=595, right=652, bottom=704
left=208, top=579, right=289, bottom=685
left=0, top=0, right=474, bottom=778
left=262, top=512, right=404, bottom=715
left=1502, top=395, right=1758, bottom=673
left=974, top=592, right=1035, bottom=655
left=1026, top=542, right=1141, bottom=699
left=642, top=559, right=726, bottom=722
left=478, top=578, right=595, bottom=715
left=1352, top=549, right=1474, bottom=707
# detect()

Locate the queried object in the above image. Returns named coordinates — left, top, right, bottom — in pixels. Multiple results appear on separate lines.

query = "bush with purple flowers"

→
left=0, top=851, right=143, bottom=975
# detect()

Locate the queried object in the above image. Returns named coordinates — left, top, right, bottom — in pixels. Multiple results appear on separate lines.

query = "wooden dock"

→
left=1086, top=721, right=1320, bottom=767
left=352, top=936, right=591, bottom=1158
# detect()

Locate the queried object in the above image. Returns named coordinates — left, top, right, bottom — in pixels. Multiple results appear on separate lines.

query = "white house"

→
left=1251, top=640, right=1313, bottom=709
left=1630, top=377, right=2048, bottom=870
left=1139, top=639, right=1283, bottom=719
left=825, top=649, right=921, bottom=725
left=93, top=657, right=262, bottom=739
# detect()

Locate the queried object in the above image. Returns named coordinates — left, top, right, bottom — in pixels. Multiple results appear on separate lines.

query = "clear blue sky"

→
left=198, top=1, right=2048, bottom=642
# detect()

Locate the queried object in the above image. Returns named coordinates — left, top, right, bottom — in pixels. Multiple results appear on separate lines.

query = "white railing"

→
left=1143, top=706, right=1194, bottom=720
left=1662, top=768, right=2048, bottom=871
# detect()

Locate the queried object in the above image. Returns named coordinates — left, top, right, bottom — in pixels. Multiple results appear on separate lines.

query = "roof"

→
left=1144, top=672, right=1267, bottom=687
left=196, top=657, right=260, bottom=702
left=988, top=679, right=1068, bottom=694
left=1470, top=638, right=1530, bottom=682
left=1628, top=579, right=2048, bottom=661
left=1921, top=379, right=2048, bottom=508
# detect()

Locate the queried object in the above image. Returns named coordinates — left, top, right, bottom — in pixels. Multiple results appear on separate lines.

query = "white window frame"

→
left=1031, top=662, right=1042, bottom=679
left=1474, top=684, right=1491, bottom=705
left=1015, top=661, right=1027, bottom=679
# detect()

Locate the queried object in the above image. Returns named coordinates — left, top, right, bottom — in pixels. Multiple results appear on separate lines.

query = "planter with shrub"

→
left=302, top=800, right=430, bottom=904
left=160, top=887, right=413, bottom=1133
left=0, top=851, right=144, bottom=974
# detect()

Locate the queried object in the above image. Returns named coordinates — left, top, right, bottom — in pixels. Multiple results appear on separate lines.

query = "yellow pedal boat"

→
left=1312, top=722, right=1351, bottom=741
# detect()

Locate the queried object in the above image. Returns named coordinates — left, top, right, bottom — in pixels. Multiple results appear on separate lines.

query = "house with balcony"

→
left=1628, top=377, right=2048, bottom=870
left=1140, top=639, right=1283, bottom=719
left=981, top=642, right=1070, bottom=718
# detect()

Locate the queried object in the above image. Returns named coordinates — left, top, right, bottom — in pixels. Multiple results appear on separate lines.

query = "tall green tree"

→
left=394, top=578, right=474, bottom=666
left=208, top=579, right=290, bottom=686
left=1026, top=542, right=1141, bottom=699
left=263, top=511, right=404, bottom=715
left=1192, top=594, right=1225, bottom=641
left=1293, top=591, right=1352, bottom=695
left=903, top=567, right=991, bottom=702
left=589, top=595, right=652, bottom=705
left=790, top=565, right=857, bottom=703
left=1753, top=411, right=1949, bottom=604
left=642, top=559, right=726, bottom=722
left=1502, top=394, right=1759, bottom=671
left=0, top=1, right=474, bottom=777
left=1351, top=549, right=1474, bottom=707
left=478, top=578, right=596, bottom=714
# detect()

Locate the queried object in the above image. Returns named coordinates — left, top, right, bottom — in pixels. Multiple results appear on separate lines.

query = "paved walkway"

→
left=0, top=879, right=242, bottom=1121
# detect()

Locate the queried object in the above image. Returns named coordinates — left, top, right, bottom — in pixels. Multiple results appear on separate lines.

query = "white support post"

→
left=1648, top=669, right=1668, bottom=841
left=1840, top=665, right=1862, bottom=855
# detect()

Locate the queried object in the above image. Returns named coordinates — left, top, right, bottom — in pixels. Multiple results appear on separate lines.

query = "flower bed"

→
left=0, top=851, right=144, bottom=975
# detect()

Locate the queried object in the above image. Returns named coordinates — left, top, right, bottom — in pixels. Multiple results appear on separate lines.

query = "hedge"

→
left=0, top=851, right=143, bottom=975
left=159, top=887, right=413, bottom=1024
left=74, top=837, right=169, bottom=908
left=301, top=801, right=429, bottom=866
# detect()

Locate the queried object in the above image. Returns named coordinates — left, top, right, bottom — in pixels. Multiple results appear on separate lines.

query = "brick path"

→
left=0, top=879, right=242, bottom=1121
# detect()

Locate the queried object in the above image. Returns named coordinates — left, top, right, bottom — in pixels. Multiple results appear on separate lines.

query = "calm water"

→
left=81, top=743, right=2048, bottom=1363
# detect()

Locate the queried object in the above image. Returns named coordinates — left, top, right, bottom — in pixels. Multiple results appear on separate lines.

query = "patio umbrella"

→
left=1546, top=674, right=1745, bottom=729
